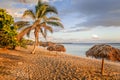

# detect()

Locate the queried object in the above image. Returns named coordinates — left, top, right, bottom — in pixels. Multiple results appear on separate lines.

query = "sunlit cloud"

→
left=18, top=0, right=63, bottom=3
left=0, top=0, right=120, bottom=43
left=6, top=8, right=26, bottom=17
left=92, top=34, right=99, bottom=40
left=61, top=27, right=91, bottom=33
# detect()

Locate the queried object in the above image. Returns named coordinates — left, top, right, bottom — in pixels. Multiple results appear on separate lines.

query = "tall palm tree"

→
left=17, top=0, right=64, bottom=53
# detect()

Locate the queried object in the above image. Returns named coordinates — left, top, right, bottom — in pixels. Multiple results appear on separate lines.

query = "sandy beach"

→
left=0, top=45, right=120, bottom=80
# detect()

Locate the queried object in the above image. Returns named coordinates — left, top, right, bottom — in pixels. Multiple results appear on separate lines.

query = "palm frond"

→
left=23, top=10, right=35, bottom=19
left=35, top=0, right=44, bottom=13
left=36, top=5, right=48, bottom=18
left=43, top=16, right=48, bottom=21
left=46, top=21, right=64, bottom=28
left=14, top=21, right=30, bottom=29
left=26, top=29, right=31, bottom=37
left=37, top=23, right=53, bottom=33
left=47, top=16, right=60, bottom=21
left=17, top=26, right=32, bottom=41
left=35, top=0, right=58, bottom=18
left=44, top=25, right=53, bottom=33
left=44, top=6, right=58, bottom=15
left=40, top=28, right=46, bottom=38
left=37, top=24, right=53, bottom=38
left=43, top=25, right=53, bottom=38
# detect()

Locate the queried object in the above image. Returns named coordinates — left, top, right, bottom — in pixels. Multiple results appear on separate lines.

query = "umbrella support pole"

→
left=101, top=58, right=104, bottom=75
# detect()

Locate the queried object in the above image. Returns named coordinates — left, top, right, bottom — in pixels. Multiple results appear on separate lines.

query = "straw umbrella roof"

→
left=47, top=44, right=66, bottom=52
left=55, top=45, right=66, bottom=52
left=86, top=44, right=120, bottom=61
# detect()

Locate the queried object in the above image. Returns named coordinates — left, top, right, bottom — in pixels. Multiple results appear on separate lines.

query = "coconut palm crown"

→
left=17, top=0, right=64, bottom=53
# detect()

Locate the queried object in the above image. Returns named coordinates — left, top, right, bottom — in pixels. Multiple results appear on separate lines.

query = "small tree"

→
left=0, top=8, right=18, bottom=49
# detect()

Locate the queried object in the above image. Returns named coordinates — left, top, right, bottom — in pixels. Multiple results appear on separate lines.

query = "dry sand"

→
left=0, top=45, right=120, bottom=80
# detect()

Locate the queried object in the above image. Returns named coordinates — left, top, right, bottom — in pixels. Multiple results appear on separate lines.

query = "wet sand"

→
left=0, top=45, right=120, bottom=80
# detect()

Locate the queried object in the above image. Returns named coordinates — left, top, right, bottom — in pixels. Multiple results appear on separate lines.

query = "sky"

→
left=0, top=0, right=120, bottom=43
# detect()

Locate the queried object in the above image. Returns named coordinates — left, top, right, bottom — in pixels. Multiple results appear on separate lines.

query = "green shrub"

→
left=18, top=38, right=28, bottom=48
left=0, top=8, right=18, bottom=49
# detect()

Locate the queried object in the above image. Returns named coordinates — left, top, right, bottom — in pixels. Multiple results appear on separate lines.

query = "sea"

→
left=63, top=43, right=120, bottom=57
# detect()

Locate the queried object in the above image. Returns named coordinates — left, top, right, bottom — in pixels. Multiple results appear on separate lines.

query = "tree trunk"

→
left=11, top=45, right=16, bottom=50
left=31, top=28, right=39, bottom=54
left=32, top=43, right=37, bottom=54
left=101, top=58, right=104, bottom=75
left=32, top=37, right=38, bottom=54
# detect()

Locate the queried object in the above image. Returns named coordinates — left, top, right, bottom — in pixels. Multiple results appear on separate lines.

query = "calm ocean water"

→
left=63, top=43, right=120, bottom=57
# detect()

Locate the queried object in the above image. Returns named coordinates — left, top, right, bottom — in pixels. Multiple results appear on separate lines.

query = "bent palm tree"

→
left=17, top=0, right=64, bottom=54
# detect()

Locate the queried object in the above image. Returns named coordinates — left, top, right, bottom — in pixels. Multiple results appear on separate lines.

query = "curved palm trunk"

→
left=32, top=38, right=38, bottom=54
left=32, top=27, right=39, bottom=54
left=101, top=58, right=104, bottom=75
left=17, top=28, right=30, bottom=41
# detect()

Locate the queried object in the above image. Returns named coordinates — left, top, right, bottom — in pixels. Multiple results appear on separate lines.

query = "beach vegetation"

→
left=0, top=8, right=18, bottom=49
left=0, top=8, right=29, bottom=49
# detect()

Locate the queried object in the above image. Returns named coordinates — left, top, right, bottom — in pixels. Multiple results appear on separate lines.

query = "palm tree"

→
left=17, top=0, right=64, bottom=54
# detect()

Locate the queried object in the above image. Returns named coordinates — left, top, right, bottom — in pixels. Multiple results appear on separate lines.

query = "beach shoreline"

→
left=0, top=45, right=120, bottom=80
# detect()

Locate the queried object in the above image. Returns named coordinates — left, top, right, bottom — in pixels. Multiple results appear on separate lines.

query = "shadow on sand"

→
left=0, top=53, right=22, bottom=61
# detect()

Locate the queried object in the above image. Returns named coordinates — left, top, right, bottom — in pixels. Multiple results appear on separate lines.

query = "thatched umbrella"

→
left=47, top=44, right=66, bottom=53
left=46, top=42, right=56, bottom=47
left=86, top=44, right=120, bottom=75
left=55, top=44, right=66, bottom=52
left=39, top=41, right=56, bottom=48
left=47, top=46, right=55, bottom=51
left=39, top=42, right=48, bottom=48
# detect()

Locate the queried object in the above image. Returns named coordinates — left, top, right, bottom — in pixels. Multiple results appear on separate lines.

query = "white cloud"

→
left=92, top=34, right=99, bottom=39
left=0, top=0, right=63, bottom=21
left=18, top=0, right=63, bottom=3
left=6, top=8, right=26, bottom=17
left=42, top=0, right=63, bottom=2
left=0, top=0, right=27, bottom=20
